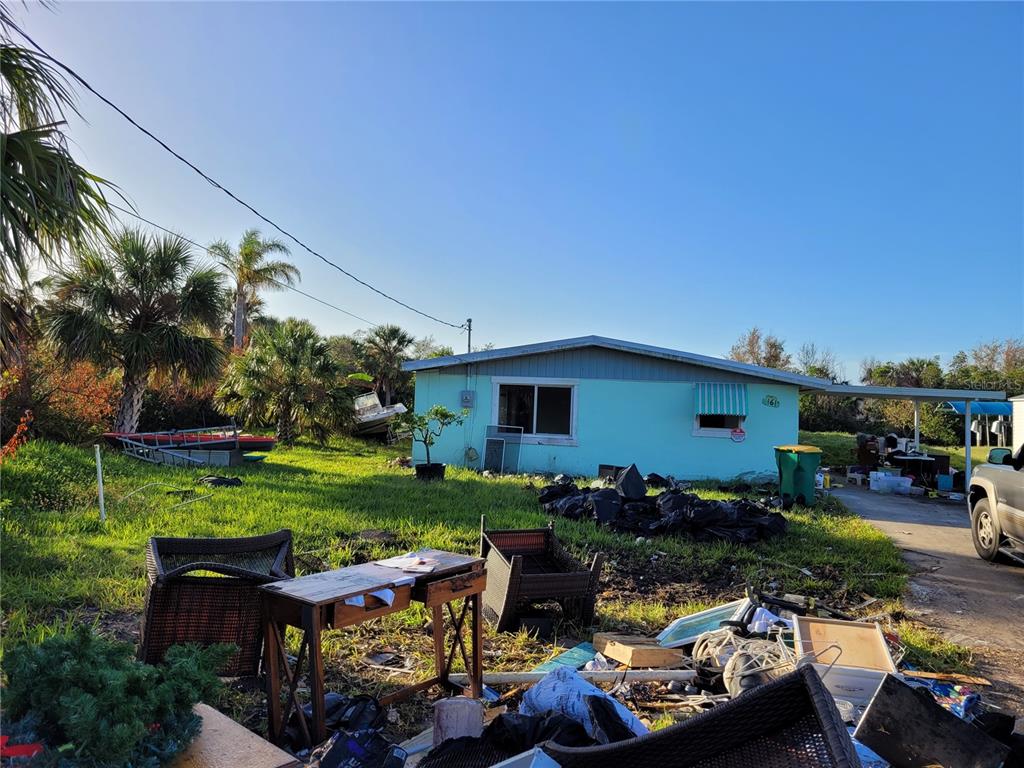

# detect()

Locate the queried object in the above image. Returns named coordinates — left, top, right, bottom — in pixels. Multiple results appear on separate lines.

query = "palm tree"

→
left=42, top=228, right=226, bottom=433
left=208, top=229, right=297, bottom=352
left=361, top=324, right=414, bottom=406
left=1, top=8, right=113, bottom=361
left=216, top=318, right=352, bottom=445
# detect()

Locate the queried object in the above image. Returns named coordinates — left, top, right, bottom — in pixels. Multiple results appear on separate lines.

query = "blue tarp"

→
left=939, top=401, right=1011, bottom=416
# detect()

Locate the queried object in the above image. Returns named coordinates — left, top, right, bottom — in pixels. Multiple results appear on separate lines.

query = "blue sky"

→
left=19, top=2, right=1023, bottom=377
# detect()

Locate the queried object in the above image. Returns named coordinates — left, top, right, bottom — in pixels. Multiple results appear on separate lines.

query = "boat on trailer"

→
left=352, top=392, right=407, bottom=436
left=103, top=425, right=276, bottom=467
left=102, top=428, right=276, bottom=452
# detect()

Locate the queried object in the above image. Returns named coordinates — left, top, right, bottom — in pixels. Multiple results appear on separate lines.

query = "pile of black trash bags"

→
left=421, top=701, right=632, bottom=768
left=538, top=464, right=787, bottom=544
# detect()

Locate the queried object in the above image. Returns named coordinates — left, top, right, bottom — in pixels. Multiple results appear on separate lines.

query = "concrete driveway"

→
left=833, top=486, right=1024, bottom=717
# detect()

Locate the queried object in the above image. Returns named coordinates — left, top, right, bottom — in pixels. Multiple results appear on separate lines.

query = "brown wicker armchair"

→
left=139, top=529, right=294, bottom=677
left=480, top=516, right=604, bottom=633
left=542, top=666, right=860, bottom=768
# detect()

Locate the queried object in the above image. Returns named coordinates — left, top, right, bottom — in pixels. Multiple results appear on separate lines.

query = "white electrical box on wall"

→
left=460, top=390, right=475, bottom=409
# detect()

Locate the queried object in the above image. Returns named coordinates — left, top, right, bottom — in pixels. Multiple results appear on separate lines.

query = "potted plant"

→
left=396, top=404, right=467, bottom=481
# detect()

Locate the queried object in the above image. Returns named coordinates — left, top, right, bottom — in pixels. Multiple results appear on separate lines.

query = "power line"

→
left=108, top=202, right=379, bottom=328
left=6, top=17, right=467, bottom=331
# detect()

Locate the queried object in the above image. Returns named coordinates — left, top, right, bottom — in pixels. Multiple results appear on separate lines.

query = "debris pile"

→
left=398, top=586, right=1022, bottom=768
left=537, top=464, right=787, bottom=544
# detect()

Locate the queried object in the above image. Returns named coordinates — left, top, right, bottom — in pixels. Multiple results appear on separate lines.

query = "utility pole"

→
left=466, top=318, right=472, bottom=354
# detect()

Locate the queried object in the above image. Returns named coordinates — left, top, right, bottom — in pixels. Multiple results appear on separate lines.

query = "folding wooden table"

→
left=259, top=550, right=485, bottom=747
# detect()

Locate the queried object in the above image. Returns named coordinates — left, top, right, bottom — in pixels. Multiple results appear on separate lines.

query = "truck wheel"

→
left=971, top=498, right=1002, bottom=561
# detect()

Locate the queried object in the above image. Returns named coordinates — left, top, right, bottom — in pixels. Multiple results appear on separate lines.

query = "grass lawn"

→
left=1, top=437, right=968, bottom=733
left=799, top=430, right=997, bottom=472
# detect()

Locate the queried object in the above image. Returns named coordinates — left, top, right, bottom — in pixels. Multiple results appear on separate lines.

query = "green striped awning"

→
left=694, top=382, right=748, bottom=416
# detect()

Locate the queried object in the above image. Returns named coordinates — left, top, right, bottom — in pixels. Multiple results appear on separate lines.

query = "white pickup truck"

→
left=968, top=446, right=1024, bottom=564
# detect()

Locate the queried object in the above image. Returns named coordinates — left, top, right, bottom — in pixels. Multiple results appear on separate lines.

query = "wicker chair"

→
left=139, top=529, right=294, bottom=677
left=480, top=516, right=604, bottom=633
left=542, top=666, right=860, bottom=768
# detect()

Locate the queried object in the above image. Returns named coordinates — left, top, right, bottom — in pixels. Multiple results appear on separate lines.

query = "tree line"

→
left=1, top=15, right=451, bottom=447
left=728, top=327, right=1023, bottom=444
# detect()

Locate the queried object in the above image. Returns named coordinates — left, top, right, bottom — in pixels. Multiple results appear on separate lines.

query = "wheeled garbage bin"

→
left=774, top=445, right=822, bottom=509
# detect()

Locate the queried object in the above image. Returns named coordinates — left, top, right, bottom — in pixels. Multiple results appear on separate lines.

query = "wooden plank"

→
left=901, top=669, right=992, bottom=687
left=173, top=704, right=299, bottom=768
left=449, top=669, right=697, bottom=685
left=592, top=633, right=687, bottom=668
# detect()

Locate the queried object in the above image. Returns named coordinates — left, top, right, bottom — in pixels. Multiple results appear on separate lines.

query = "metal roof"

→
left=819, top=384, right=1007, bottom=402
left=401, top=335, right=831, bottom=388
left=937, top=401, right=1013, bottom=416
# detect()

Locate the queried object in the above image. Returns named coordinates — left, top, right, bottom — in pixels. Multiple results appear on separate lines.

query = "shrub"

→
left=1, top=344, right=119, bottom=444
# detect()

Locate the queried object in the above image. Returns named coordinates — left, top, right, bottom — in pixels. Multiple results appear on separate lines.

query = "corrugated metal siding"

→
left=443, top=348, right=780, bottom=384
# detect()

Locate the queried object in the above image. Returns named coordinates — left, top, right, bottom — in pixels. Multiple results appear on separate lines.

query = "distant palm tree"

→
left=208, top=229, right=297, bottom=352
left=216, top=318, right=352, bottom=445
left=42, top=229, right=226, bottom=433
left=1, top=8, right=113, bottom=361
left=362, top=324, right=414, bottom=406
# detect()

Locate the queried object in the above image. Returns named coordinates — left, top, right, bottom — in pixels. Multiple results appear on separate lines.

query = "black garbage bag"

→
left=286, top=693, right=382, bottom=749
left=755, top=512, right=788, bottom=538
left=615, top=463, right=647, bottom=501
left=685, top=500, right=731, bottom=529
left=546, top=492, right=587, bottom=520
left=585, top=695, right=638, bottom=744
left=538, top=482, right=579, bottom=504
left=656, top=490, right=700, bottom=516
left=421, top=712, right=595, bottom=768
left=643, top=472, right=671, bottom=489
left=317, top=729, right=407, bottom=768
left=585, top=489, right=621, bottom=524
left=617, top=499, right=660, bottom=534
left=487, top=711, right=595, bottom=751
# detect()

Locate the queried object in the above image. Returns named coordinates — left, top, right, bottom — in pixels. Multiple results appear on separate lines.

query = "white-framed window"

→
left=491, top=377, right=577, bottom=445
left=692, top=382, right=748, bottom=439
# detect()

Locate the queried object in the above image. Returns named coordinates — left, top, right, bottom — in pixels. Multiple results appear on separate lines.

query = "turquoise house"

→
left=402, top=336, right=830, bottom=480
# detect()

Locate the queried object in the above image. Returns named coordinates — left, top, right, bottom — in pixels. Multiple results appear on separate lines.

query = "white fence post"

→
left=94, top=444, right=106, bottom=523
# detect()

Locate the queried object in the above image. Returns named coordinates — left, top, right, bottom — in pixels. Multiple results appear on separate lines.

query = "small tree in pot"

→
left=396, top=404, right=467, bottom=481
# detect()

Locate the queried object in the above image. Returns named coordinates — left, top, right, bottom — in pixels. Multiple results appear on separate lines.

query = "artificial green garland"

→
left=3, top=626, right=234, bottom=767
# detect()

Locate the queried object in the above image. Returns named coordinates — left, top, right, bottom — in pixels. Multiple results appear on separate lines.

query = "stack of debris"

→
left=537, top=464, right=787, bottom=544
left=404, top=588, right=1021, bottom=768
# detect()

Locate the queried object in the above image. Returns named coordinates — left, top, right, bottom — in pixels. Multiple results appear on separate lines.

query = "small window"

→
left=698, top=414, right=744, bottom=430
left=497, top=383, right=574, bottom=437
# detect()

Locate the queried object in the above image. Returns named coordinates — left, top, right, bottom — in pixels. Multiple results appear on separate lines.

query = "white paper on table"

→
left=376, top=551, right=440, bottom=573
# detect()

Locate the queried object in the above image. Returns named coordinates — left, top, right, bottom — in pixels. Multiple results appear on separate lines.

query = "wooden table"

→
left=259, top=549, right=485, bottom=747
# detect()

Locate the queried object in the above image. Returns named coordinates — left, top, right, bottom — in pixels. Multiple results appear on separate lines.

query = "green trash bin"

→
left=775, top=445, right=822, bottom=508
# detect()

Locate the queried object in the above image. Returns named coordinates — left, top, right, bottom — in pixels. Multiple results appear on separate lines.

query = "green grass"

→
left=1, top=436, right=961, bottom=732
left=799, top=430, right=996, bottom=472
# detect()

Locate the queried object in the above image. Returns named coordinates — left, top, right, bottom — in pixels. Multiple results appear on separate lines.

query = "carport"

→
left=819, top=385, right=1008, bottom=477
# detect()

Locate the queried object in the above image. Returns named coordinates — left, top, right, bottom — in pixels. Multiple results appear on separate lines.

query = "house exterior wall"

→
left=411, top=366, right=799, bottom=479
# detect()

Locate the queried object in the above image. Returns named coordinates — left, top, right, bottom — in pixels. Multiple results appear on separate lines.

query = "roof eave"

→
left=815, top=384, right=1007, bottom=402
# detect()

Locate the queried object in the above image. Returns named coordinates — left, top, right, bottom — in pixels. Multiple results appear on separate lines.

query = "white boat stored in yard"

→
left=353, top=392, right=407, bottom=436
